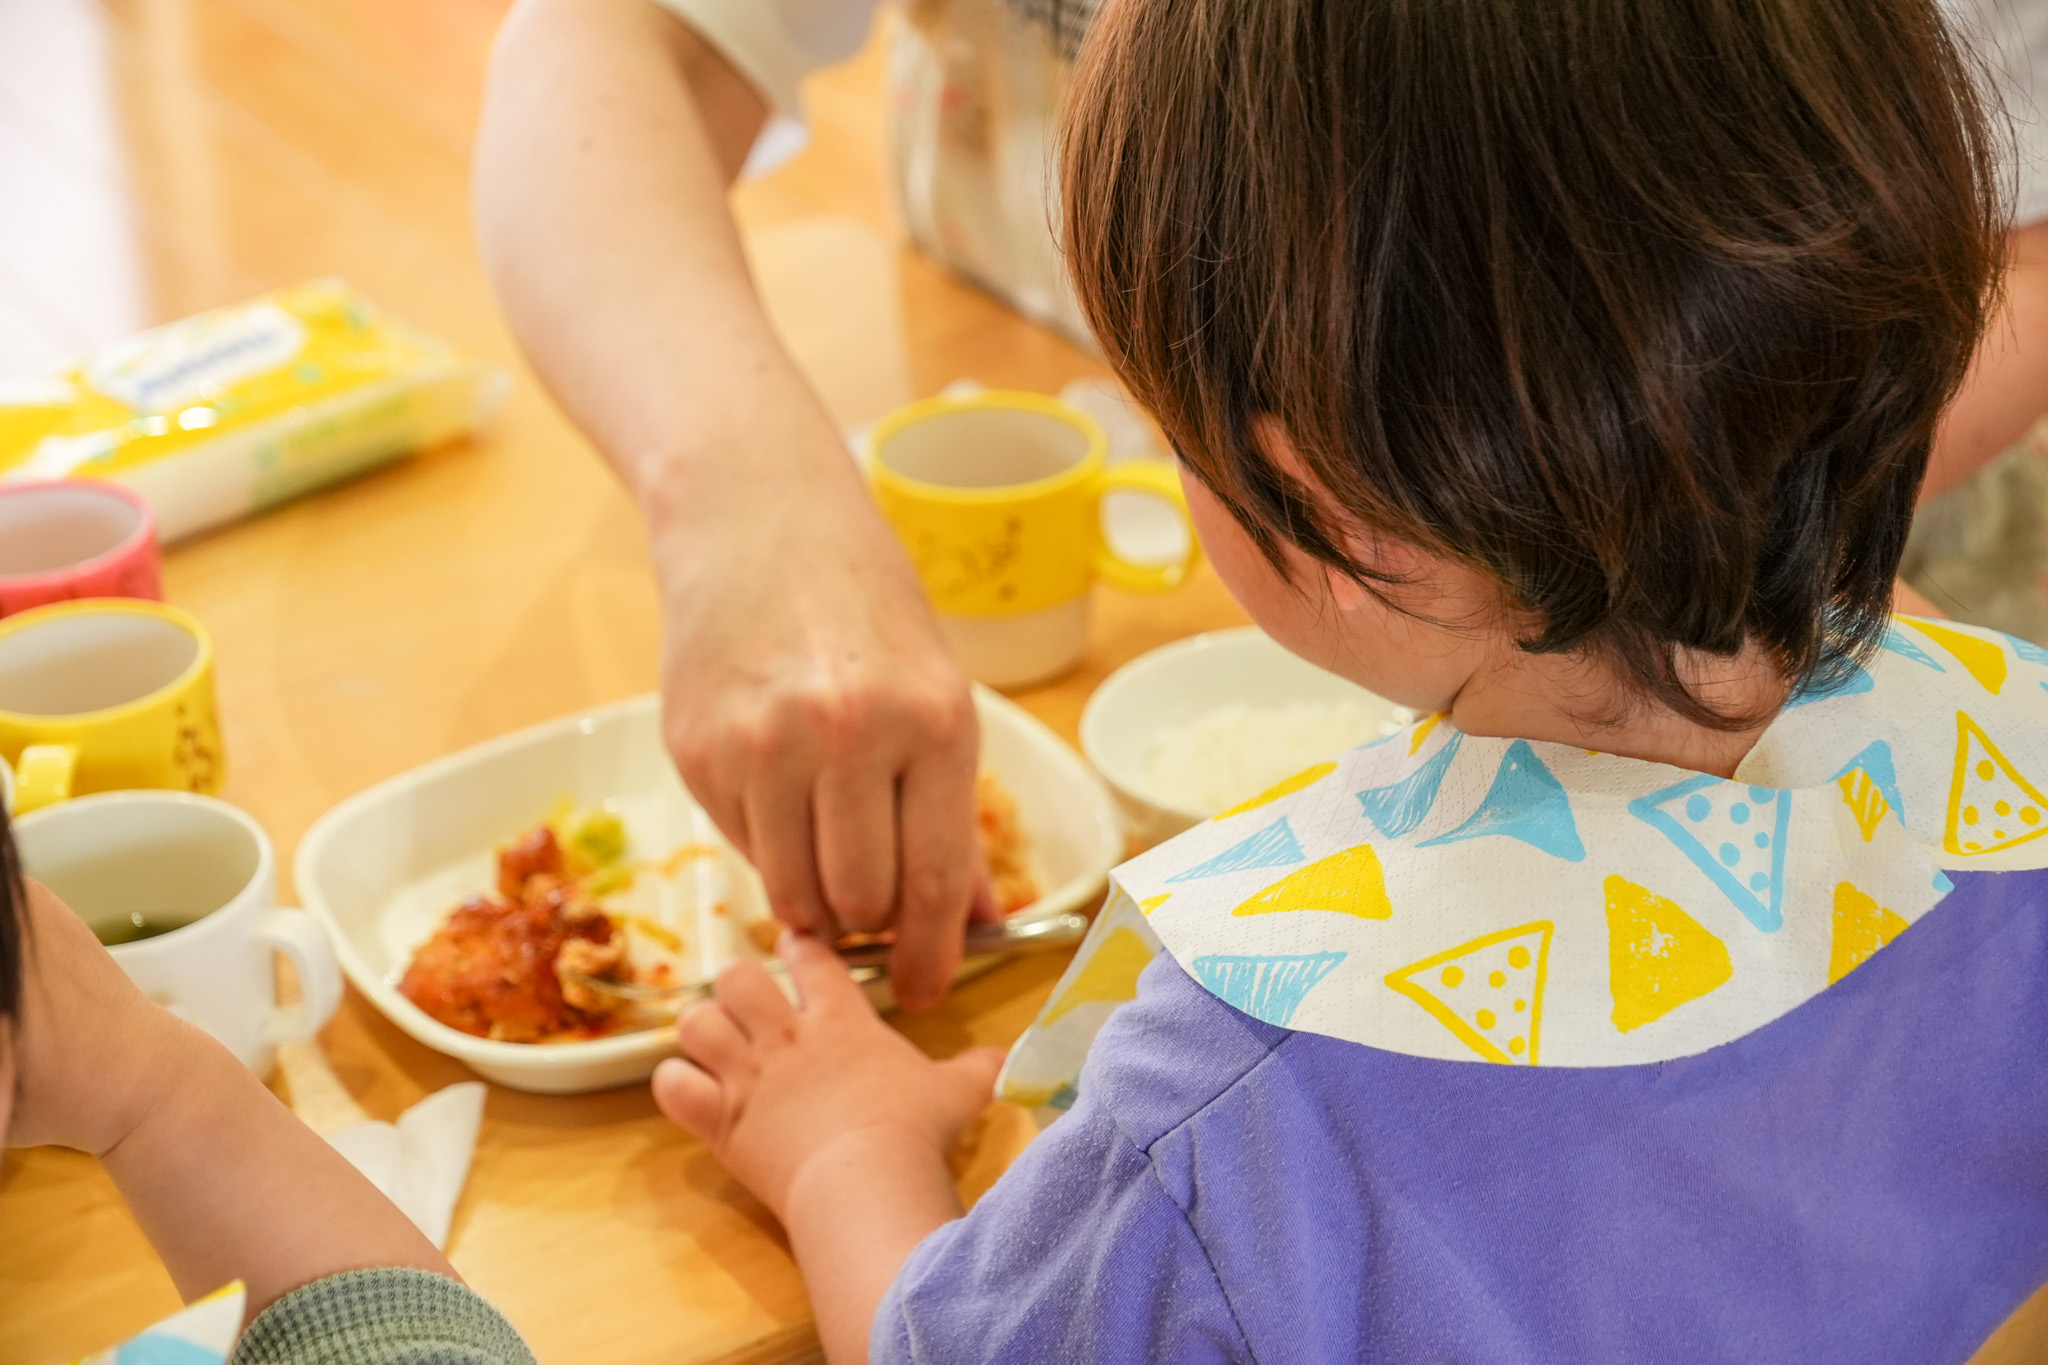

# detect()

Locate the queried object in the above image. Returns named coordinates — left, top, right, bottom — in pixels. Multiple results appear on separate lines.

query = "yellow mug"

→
left=0, top=598, right=226, bottom=812
left=868, top=391, right=1201, bottom=687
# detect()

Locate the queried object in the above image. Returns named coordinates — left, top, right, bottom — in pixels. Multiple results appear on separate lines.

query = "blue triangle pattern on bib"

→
left=116, top=1338, right=224, bottom=1365
left=2012, top=635, right=2048, bottom=666
left=1786, top=661, right=1875, bottom=708
left=1629, top=775, right=1791, bottom=931
left=1166, top=816, right=1308, bottom=882
left=1418, top=740, right=1586, bottom=861
left=1356, top=731, right=1464, bottom=837
left=1881, top=625, right=1947, bottom=672
left=1190, top=951, right=1347, bottom=1026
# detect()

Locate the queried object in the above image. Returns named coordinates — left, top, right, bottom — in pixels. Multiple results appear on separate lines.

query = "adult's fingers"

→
left=713, top=959, right=796, bottom=1040
left=743, top=765, right=831, bottom=936
left=662, top=704, right=751, bottom=870
left=650, top=1057, right=724, bottom=1140
left=888, top=747, right=980, bottom=1011
left=966, top=865, right=1004, bottom=926
left=812, top=761, right=899, bottom=935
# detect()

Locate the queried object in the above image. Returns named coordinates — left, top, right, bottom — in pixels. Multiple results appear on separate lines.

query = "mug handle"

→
left=1093, top=461, right=1203, bottom=593
left=15, top=744, right=77, bottom=813
left=259, top=908, right=344, bottom=1044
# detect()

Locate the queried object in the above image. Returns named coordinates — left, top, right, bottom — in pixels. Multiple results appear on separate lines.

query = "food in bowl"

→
left=1082, top=627, right=1415, bottom=846
left=976, top=772, right=1040, bottom=914
left=1142, top=699, right=1409, bottom=817
left=399, top=774, right=1043, bottom=1043
left=398, top=808, right=682, bottom=1042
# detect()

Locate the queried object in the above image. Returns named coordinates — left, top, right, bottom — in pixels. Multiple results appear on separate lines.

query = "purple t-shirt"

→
left=874, top=868, right=2048, bottom=1363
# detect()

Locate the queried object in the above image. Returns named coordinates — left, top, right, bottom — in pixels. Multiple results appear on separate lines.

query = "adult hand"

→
left=477, top=0, right=992, bottom=1010
left=646, top=407, right=991, bottom=1011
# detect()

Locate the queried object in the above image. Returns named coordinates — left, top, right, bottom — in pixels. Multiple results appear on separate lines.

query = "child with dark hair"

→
left=0, top=808, right=536, bottom=1363
left=652, top=1, right=2048, bottom=1361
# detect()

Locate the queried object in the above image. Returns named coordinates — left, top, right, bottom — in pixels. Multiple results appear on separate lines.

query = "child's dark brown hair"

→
left=1, top=810, right=21, bottom=1025
left=1062, top=0, right=2005, bottom=726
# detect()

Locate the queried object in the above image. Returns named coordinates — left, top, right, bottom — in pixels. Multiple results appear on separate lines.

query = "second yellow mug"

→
left=868, top=391, right=1201, bottom=687
left=0, top=598, right=226, bottom=812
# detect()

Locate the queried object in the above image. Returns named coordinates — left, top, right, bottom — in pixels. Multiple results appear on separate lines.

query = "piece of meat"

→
left=556, top=936, right=626, bottom=1012
left=398, top=890, right=620, bottom=1042
left=497, top=824, right=566, bottom=900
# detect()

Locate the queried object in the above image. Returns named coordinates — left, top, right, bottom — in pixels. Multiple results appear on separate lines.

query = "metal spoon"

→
left=568, top=910, right=1091, bottom=1008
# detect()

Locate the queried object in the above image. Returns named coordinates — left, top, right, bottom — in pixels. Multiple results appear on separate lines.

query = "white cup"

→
left=15, top=791, right=341, bottom=1075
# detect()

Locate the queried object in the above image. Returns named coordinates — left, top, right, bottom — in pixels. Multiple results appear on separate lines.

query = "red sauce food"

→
left=398, top=826, right=627, bottom=1042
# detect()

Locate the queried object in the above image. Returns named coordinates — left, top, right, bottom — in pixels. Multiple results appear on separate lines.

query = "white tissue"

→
left=327, top=1082, right=486, bottom=1250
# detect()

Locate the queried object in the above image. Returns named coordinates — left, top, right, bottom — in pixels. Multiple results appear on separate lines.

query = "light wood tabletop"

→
left=0, top=3, right=1246, bottom=1362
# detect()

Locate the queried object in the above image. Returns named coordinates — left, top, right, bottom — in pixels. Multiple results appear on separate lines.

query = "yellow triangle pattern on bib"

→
left=1234, top=844, right=1392, bottom=920
left=999, top=617, right=2048, bottom=1121
left=1385, top=923, right=1550, bottom=1064
left=1945, top=712, right=2048, bottom=856
left=1603, top=875, right=1731, bottom=1033
left=1838, top=766, right=1891, bottom=842
left=1215, top=761, right=1339, bottom=819
left=1828, top=881, right=1908, bottom=984
left=1906, top=618, right=2008, bottom=694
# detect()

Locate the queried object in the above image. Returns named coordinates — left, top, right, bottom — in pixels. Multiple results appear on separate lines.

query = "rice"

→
left=1143, top=699, right=1407, bottom=815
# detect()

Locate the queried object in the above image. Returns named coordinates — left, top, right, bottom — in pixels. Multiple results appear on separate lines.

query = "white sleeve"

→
left=647, top=0, right=883, bottom=117
left=1949, top=0, right=2048, bottom=225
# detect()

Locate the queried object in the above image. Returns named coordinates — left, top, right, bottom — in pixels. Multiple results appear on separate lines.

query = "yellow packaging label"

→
left=0, top=279, right=507, bottom=541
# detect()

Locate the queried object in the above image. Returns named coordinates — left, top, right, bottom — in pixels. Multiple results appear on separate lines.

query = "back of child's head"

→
left=1062, top=0, right=2005, bottom=725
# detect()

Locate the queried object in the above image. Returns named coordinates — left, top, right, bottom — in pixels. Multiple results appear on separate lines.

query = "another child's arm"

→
left=6, top=880, right=464, bottom=1319
left=651, top=931, right=1003, bottom=1365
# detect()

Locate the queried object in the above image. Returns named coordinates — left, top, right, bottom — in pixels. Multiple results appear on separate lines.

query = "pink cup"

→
left=0, top=481, right=162, bottom=618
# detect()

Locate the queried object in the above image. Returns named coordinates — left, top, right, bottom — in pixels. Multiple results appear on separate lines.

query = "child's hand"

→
left=651, top=930, right=1003, bottom=1220
left=6, top=879, right=207, bottom=1155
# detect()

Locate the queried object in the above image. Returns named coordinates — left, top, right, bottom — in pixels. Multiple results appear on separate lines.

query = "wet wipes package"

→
left=70, top=1281, right=243, bottom=1364
left=0, top=280, right=508, bottom=542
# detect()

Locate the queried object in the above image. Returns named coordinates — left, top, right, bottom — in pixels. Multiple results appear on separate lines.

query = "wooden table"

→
left=0, top=4, right=1247, bottom=1361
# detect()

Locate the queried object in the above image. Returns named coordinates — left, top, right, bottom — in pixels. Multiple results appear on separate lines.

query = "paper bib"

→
left=1000, top=617, right=2048, bottom=1121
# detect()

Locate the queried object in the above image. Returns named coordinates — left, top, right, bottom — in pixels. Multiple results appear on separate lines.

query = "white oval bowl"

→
left=296, top=687, right=1119, bottom=1094
left=1081, top=627, right=1410, bottom=847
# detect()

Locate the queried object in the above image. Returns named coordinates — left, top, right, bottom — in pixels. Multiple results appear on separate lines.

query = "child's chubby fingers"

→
left=650, top=1057, right=726, bottom=1140
left=934, top=1046, right=1006, bottom=1122
left=775, top=928, right=871, bottom=1015
left=675, top=998, right=751, bottom=1080
left=712, top=957, right=797, bottom=1040
left=941, top=1045, right=1006, bottom=1095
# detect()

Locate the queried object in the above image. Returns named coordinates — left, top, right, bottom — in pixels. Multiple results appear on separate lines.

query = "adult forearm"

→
left=782, top=1125, right=964, bottom=1364
left=1926, top=226, right=2048, bottom=503
left=99, top=1028, right=450, bottom=1317
left=475, top=0, right=838, bottom=516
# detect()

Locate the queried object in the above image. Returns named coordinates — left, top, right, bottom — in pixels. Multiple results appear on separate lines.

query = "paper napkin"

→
left=327, top=1083, right=486, bottom=1251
